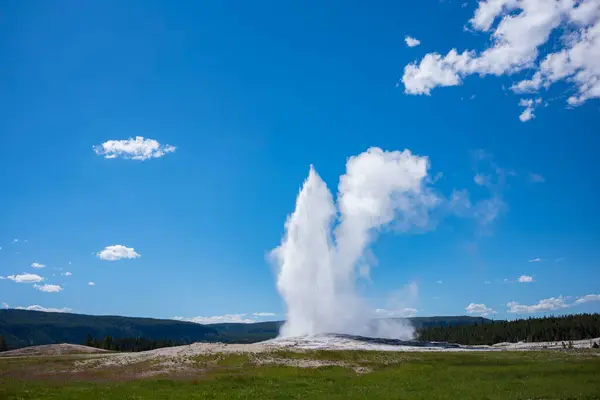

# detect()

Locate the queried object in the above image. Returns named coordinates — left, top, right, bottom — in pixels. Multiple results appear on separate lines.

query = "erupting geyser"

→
left=271, top=147, right=439, bottom=340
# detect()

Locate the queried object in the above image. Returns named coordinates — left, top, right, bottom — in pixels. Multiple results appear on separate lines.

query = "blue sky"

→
left=1, top=0, right=599, bottom=324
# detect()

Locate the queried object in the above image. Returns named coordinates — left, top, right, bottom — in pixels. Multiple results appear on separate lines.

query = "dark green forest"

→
left=418, top=313, right=600, bottom=345
left=83, top=334, right=181, bottom=352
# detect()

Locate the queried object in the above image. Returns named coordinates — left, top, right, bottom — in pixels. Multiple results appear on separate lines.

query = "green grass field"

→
left=1, top=350, right=599, bottom=399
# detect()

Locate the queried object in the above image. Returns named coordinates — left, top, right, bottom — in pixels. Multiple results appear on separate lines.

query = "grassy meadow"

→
left=1, top=350, right=599, bottom=399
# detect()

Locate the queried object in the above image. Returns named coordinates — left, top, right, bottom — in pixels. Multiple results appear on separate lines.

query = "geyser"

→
left=271, top=147, right=439, bottom=339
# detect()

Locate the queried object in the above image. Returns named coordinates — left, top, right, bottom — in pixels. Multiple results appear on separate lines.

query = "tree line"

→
left=84, top=334, right=181, bottom=352
left=417, top=313, right=600, bottom=345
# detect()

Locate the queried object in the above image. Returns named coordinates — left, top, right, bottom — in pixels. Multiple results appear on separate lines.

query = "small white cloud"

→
left=484, top=281, right=492, bottom=284
left=529, top=173, right=545, bottom=183
left=33, top=284, right=63, bottom=293
left=15, top=305, right=72, bottom=313
left=508, top=293, right=600, bottom=314
left=12, top=238, right=18, bottom=243
left=31, top=262, right=46, bottom=269
left=1, top=302, right=8, bottom=309
left=62, top=271, right=72, bottom=276
left=88, top=282, right=95, bottom=286
left=507, top=297, right=568, bottom=314
left=94, top=136, right=176, bottom=160
left=465, top=303, right=496, bottom=316
left=374, top=308, right=418, bottom=318
left=1, top=273, right=44, bottom=283
left=173, top=314, right=256, bottom=324
left=435, top=280, right=443, bottom=284
left=473, top=174, right=487, bottom=185
left=518, top=275, right=534, bottom=283
left=253, top=312, right=277, bottom=317
left=574, top=294, right=600, bottom=305
left=405, top=36, right=421, bottom=47
left=518, top=98, right=542, bottom=122
left=528, top=258, right=542, bottom=263
left=96, top=245, right=140, bottom=261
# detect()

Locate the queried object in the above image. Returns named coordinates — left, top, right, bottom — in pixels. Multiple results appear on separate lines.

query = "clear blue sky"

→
left=1, top=0, right=599, bottom=323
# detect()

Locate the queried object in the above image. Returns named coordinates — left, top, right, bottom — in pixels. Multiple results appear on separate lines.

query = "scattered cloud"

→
left=528, top=257, right=542, bottom=263
left=96, top=245, right=140, bottom=261
left=401, top=0, right=600, bottom=118
left=518, top=98, right=542, bottom=122
left=435, top=280, right=443, bottom=284
left=375, top=308, right=419, bottom=318
left=88, top=282, right=95, bottom=286
left=173, top=314, right=256, bottom=324
left=12, top=239, right=18, bottom=244
left=529, top=173, right=546, bottom=183
left=0, top=273, right=44, bottom=283
left=62, top=272, right=72, bottom=276
left=507, top=294, right=600, bottom=314
left=94, top=136, right=176, bottom=160
left=253, top=312, right=277, bottom=317
left=465, top=303, right=497, bottom=316
left=405, top=35, right=421, bottom=47
left=518, top=275, right=534, bottom=283
left=33, top=284, right=63, bottom=293
left=484, top=281, right=492, bottom=284
left=574, top=294, right=600, bottom=305
left=507, top=297, right=568, bottom=314
left=31, top=262, right=45, bottom=269
left=15, top=305, right=72, bottom=313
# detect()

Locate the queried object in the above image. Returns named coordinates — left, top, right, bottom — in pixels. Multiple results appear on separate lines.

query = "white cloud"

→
left=465, top=303, right=497, bottom=316
left=375, top=308, right=418, bottom=318
left=96, top=245, right=140, bottom=261
left=253, top=312, right=277, bottom=317
left=31, top=262, right=45, bottom=269
left=528, top=257, right=542, bottom=263
left=93, top=136, right=176, bottom=160
left=529, top=173, right=545, bottom=183
left=518, top=98, right=542, bottom=122
left=62, top=271, right=72, bottom=276
left=508, top=293, right=600, bottom=314
left=405, top=35, right=421, bottom=47
left=507, top=296, right=568, bottom=313
left=435, top=280, right=443, bottom=284
left=484, top=281, right=492, bottom=284
left=88, top=282, right=95, bottom=286
left=33, top=284, right=63, bottom=293
left=12, top=238, right=18, bottom=243
left=1, top=302, right=8, bottom=309
left=402, top=0, right=600, bottom=117
left=1, top=273, right=44, bottom=283
left=574, top=294, right=600, bottom=304
left=173, top=314, right=256, bottom=324
left=15, top=305, right=72, bottom=313
left=518, top=275, right=534, bottom=283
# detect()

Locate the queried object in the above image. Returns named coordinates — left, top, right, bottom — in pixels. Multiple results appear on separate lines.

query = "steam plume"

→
left=272, top=148, right=438, bottom=339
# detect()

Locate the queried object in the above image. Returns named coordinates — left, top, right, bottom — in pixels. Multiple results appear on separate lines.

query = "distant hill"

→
left=0, top=309, right=495, bottom=350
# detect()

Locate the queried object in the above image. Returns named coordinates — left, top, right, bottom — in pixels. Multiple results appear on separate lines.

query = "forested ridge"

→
left=417, top=313, right=600, bottom=345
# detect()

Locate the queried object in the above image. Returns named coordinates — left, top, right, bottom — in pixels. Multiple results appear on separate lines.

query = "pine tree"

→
left=0, top=335, right=8, bottom=352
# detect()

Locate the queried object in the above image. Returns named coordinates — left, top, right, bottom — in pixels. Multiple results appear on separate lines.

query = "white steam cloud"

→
left=272, top=148, right=438, bottom=339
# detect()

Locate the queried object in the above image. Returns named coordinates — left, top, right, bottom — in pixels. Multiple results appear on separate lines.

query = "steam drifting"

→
left=272, top=148, right=439, bottom=339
